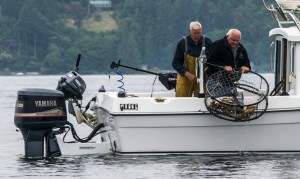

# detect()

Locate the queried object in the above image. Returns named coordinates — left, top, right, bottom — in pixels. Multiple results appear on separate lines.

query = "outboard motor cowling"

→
left=14, top=88, right=67, bottom=158
left=56, top=71, right=86, bottom=100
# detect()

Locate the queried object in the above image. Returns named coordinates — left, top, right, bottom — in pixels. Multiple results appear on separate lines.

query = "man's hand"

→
left=240, top=66, right=250, bottom=73
left=184, top=71, right=197, bottom=84
left=224, top=66, right=233, bottom=71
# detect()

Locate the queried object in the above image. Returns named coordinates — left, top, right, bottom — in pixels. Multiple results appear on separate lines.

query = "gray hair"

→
left=189, top=21, right=202, bottom=30
left=227, top=29, right=242, bottom=39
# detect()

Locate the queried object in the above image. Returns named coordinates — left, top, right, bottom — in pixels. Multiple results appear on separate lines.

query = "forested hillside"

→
left=0, top=0, right=277, bottom=74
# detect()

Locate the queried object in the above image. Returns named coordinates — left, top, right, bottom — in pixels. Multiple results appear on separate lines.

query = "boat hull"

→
left=93, top=92, right=300, bottom=154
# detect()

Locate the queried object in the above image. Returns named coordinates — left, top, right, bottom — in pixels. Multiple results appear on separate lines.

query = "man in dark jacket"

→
left=206, top=29, right=251, bottom=77
left=172, top=21, right=212, bottom=97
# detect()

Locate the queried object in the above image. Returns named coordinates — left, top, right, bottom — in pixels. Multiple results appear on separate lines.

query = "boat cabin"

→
left=264, top=0, right=300, bottom=95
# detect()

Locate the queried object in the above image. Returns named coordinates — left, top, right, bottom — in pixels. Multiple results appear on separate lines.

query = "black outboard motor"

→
left=14, top=54, right=88, bottom=158
left=14, top=88, right=67, bottom=158
left=56, top=54, right=86, bottom=100
left=56, top=71, right=86, bottom=119
left=56, top=71, right=86, bottom=100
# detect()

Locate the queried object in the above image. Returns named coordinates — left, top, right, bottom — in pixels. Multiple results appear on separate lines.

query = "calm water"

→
left=2, top=74, right=300, bottom=179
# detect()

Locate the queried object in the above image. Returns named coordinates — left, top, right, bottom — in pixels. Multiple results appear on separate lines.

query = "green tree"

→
left=0, top=0, right=280, bottom=73
left=14, top=0, right=54, bottom=59
left=0, top=51, right=13, bottom=69
left=0, top=0, right=24, bottom=19
left=42, top=43, right=63, bottom=73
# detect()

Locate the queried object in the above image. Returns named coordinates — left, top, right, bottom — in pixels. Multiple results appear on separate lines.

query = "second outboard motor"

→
left=14, top=88, right=67, bottom=158
left=56, top=71, right=86, bottom=100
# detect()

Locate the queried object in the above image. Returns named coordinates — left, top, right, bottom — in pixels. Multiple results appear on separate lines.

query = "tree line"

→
left=0, top=0, right=277, bottom=75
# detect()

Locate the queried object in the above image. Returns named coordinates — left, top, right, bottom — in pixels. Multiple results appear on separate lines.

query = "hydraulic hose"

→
left=65, top=121, right=105, bottom=143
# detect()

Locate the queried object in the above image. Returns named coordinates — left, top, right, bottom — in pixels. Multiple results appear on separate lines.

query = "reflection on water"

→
left=3, top=74, right=300, bottom=178
left=10, top=154, right=300, bottom=178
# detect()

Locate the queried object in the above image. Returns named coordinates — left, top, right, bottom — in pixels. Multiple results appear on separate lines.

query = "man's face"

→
left=227, top=34, right=240, bottom=48
left=190, top=28, right=202, bottom=43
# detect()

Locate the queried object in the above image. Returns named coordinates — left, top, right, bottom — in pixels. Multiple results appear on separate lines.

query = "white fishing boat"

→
left=14, top=0, right=300, bottom=158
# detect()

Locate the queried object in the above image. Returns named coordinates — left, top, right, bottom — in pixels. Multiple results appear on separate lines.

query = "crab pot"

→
left=14, top=88, right=67, bottom=158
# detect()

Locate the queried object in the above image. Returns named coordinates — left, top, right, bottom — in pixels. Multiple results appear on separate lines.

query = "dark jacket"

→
left=207, top=36, right=251, bottom=76
left=172, top=35, right=212, bottom=76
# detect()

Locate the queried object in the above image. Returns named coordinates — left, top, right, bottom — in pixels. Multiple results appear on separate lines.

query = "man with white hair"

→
left=206, top=29, right=251, bottom=76
left=172, top=21, right=212, bottom=97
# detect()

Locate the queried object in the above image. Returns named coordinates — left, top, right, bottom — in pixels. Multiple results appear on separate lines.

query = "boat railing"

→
left=263, top=0, right=300, bottom=31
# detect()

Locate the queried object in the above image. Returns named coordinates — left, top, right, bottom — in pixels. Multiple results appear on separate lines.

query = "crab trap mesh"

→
left=205, top=70, right=269, bottom=122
